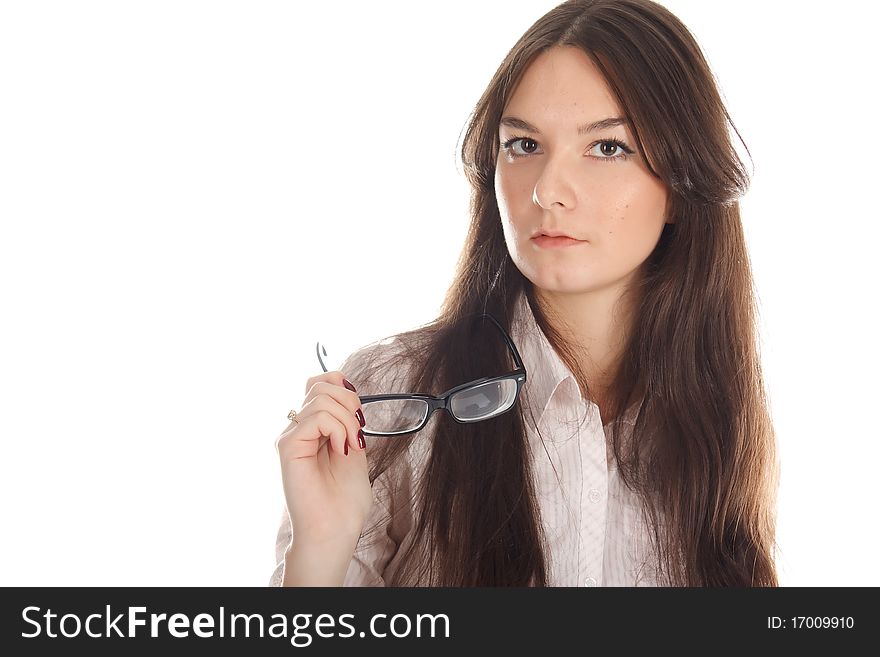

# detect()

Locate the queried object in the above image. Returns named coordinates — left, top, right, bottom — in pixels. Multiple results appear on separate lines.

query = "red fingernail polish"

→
left=356, top=409, right=365, bottom=427
left=358, top=430, right=365, bottom=450
left=343, top=379, right=357, bottom=392
left=344, top=442, right=349, bottom=456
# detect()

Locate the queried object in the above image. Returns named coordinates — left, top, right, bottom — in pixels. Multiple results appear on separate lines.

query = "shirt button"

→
left=584, top=577, right=597, bottom=587
left=588, top=488, right=601, bottom=503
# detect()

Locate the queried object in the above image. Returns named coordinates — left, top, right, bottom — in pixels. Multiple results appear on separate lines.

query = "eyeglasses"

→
left=316, top=313, right=527, bottom=436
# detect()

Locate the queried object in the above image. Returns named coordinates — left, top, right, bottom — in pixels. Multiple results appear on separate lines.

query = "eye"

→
left=499, top=135, right=635, bottom=162
left=499, top=135, right=540, bottom=158
left=588, top=138, right=634, bottom=161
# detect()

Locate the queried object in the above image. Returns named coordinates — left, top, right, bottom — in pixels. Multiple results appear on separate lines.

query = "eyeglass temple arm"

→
left=316, top=342, right=329, bottom=373
left=477, top=313, right=525, bottom=371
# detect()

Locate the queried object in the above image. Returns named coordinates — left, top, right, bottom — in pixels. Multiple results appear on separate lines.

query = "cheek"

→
left=495, top=169, right=514, bottom=208
left=606, top=173, right=666, bottom=226
left=495, top=169, right=532, bottom=225
left=603, top=189, right=667, bottom=254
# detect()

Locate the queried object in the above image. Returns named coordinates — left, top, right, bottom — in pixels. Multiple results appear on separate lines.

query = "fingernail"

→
left=344, top=442, right=349, bottom=456
left=358, top=429, right=365, bottom=449
left=355, top=409, right=365, bottom=427
left=343, top=379, right=357, bottom=392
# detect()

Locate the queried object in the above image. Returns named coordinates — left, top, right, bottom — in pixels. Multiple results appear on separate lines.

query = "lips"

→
left=531, top=229, right=582, bottom=240
left=531, top=235, right=585, bottom=249
left=531, top=233, right=582, bottom=241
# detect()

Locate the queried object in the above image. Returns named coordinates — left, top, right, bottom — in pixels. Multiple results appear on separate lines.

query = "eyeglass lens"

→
left=361, top=378, right=518, bottom=435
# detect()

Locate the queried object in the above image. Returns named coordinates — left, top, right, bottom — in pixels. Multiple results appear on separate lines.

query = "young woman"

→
left=271, top=0, right=779, bottom=587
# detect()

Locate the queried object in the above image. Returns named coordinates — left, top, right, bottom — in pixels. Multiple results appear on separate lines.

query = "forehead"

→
left=503, top=46, right=622, bottom=120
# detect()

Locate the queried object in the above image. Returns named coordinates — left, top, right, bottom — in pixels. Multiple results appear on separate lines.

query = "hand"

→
left=275, top=371, right=373, bottom=551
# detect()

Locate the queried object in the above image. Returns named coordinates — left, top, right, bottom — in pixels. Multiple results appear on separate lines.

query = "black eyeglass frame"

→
left=316, top=313, right=528, bottom=436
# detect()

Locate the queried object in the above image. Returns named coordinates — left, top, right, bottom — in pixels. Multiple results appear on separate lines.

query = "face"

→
left=495, top=46, right=671, bottom=299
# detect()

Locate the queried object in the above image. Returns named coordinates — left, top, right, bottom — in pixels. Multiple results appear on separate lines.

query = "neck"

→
left=534, top=278, right=639, bottom=402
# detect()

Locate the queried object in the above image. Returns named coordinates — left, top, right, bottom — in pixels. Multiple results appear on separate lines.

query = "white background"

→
left=1, top=1, right=877, bottom=586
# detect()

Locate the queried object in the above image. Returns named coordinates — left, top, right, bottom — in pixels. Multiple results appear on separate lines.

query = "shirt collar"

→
left=510, top=289, right=581, bottom=426
left=509, top=288, right=643, bottom=428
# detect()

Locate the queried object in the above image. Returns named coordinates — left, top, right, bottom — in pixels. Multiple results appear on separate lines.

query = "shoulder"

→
left=338, top=326, right=435, bottom=395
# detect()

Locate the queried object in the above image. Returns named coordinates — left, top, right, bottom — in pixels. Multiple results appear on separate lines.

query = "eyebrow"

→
left=499, top=115, right=628, bottom=136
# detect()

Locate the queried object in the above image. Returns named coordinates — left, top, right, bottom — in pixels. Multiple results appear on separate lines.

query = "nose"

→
left=532, top=156, right=577, bottom=210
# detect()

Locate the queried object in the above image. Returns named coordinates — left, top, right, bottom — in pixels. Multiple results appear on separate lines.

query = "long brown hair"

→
left=347, top=0, right=779, bottom=586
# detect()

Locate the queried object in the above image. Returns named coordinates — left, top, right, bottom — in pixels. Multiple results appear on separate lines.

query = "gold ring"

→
left=287, top=409, right=300, bottom=424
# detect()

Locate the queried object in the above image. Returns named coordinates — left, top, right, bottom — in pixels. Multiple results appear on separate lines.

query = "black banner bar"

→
left=1, top=587, right=869, bottom=654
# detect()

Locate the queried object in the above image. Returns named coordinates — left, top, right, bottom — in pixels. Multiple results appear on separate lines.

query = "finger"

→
left=299, top=376, right=364, bottom=447
left=304, top=372, right=362, bottom=415
left=282, top=395, right=361, bottom=457
left=276, top=408, right=346, bottom=460
left=304, top=370, right=358, bottom=399
left=284, top=370, right=362, bottom=432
